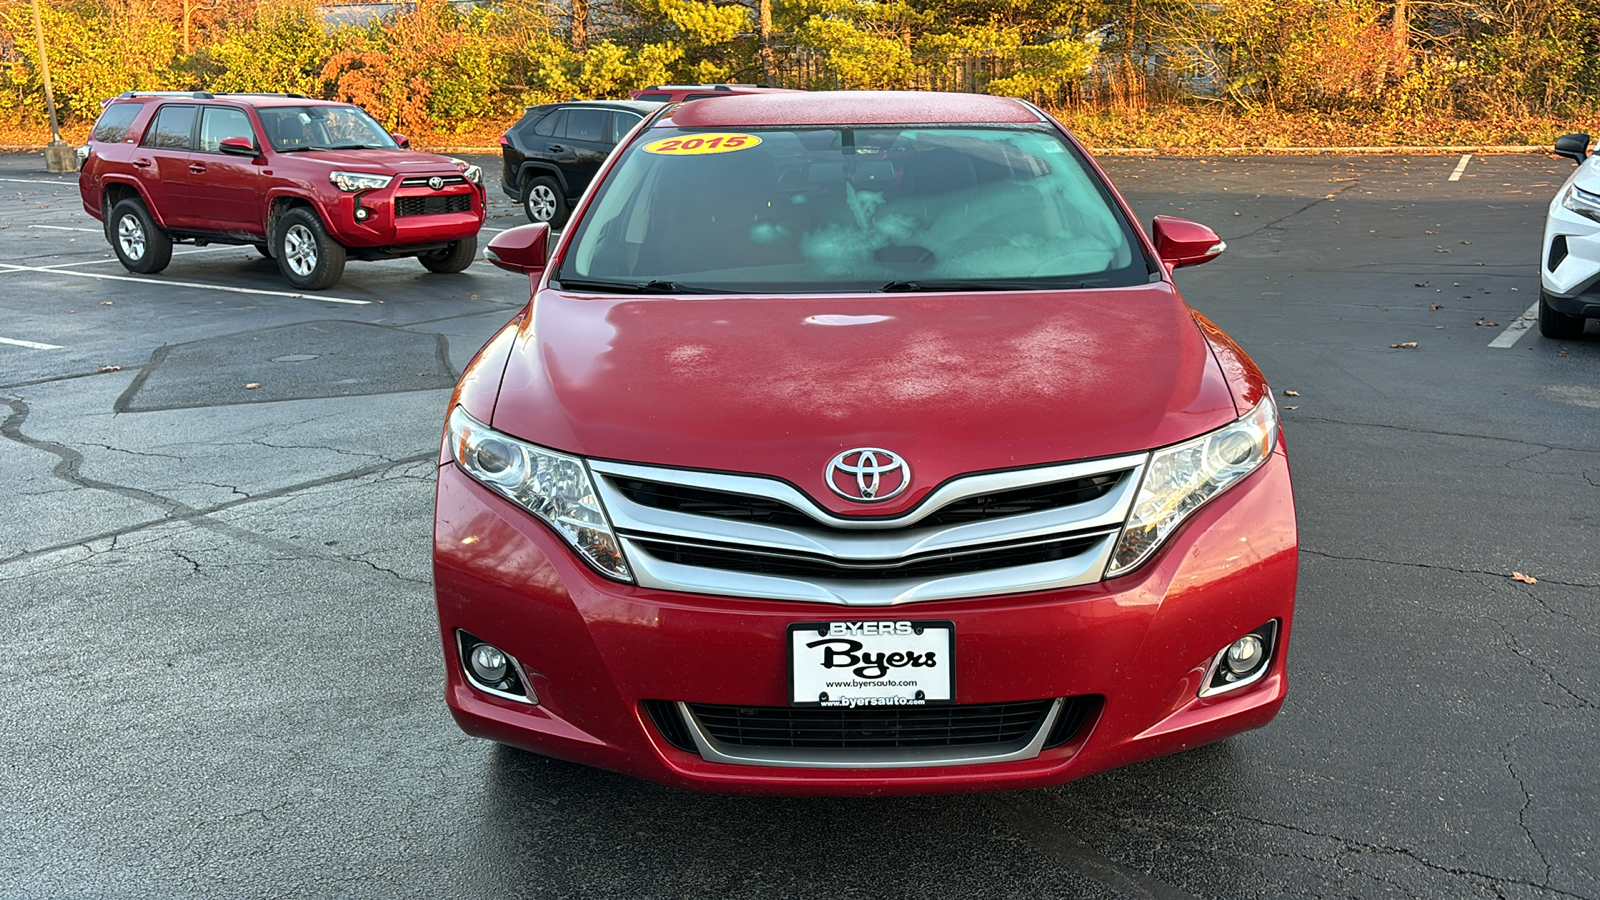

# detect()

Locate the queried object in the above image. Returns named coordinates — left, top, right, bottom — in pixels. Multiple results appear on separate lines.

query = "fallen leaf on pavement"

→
left=1284, top=390, right=1300, bottom=396
left=98, top=365, right=121, bottom=372
left=1512, top=572, right=1538, bottom=584
left=100, top=301, right=113, bottom=306
left=1390, top=342, right=1419, bottom=349
left=1430, top=303, right=1443, bottom=310
left=244, top=383, right=260, bottom=390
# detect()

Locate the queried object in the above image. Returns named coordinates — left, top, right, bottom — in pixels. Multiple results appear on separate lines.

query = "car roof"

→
left=540, top=99, right=663, bottom=113
left=664, top=90, right=1043, bottom=128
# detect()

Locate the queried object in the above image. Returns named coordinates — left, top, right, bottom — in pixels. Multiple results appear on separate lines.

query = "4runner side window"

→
left=143, top=105, right=197, bottom=150
left=90, top=103, right=140, bottom=143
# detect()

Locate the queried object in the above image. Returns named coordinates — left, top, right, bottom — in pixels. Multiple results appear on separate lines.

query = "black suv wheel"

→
left=419, top=236, right=477, bottom=274
left=274, top=207, right=348, bottom=290
left=1538, top=290, right=1587, bottom=339
left=523, top=175, right=568, bottom=228
left=109, top=198, right=173, bottom=274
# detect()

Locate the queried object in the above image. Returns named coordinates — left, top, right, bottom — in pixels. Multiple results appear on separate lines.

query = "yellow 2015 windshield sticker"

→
left=643, top=134, right=762, bottom=155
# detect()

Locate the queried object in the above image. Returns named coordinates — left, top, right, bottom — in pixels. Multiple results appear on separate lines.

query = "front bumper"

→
left=1542, top=187, right=1600, bottom=316
left=433, top=450, right=1297, bottom=796
left=322, top=180, right=485, bottom=249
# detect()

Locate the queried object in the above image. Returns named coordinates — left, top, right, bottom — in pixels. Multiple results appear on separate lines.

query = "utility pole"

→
left=29, top=0, right=77, bottom=172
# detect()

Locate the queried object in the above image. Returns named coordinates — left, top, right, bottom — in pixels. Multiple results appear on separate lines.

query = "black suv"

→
left=500, top=99, right=660, bottom=227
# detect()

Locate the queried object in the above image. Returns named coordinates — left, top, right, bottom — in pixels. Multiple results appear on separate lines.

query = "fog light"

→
left=469, top=643, right=508, bottom=683
left=456, top=630, right=537, bottom=704
left=1224, top=635, right=1264, bottom=676
left=1201, top=621, right=1278, bottom=697
left=355, top=207, right=370, bottom=221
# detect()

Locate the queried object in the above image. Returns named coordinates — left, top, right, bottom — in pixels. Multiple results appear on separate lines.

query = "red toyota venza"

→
left=433, top=91, right=1297, bottom=795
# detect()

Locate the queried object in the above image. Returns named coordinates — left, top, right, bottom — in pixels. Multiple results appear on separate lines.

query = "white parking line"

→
left=0, top=262, right=371, bottom=305
left=0, top=177, right=75, bottom=185
left=32, top=244, right=249, bottom=270
left=1489, top=302, right=1541, bottom=348
left=1449, top=155, right=1472, bottom=182
left=0, top=336, right=64, bottom=350
left=28, top=225, right=100, bottom=233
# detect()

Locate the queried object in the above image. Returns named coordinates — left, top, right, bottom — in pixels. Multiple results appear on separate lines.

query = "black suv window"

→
left=90, top=103, right=140, bottom=143
left=611, top=112, right=642, bottom=143
left=143, top=104, right=197, bottom=150
left=635, top=93, right=671, bottom=102
left=565, top=109, right=608, bottom=143
left=534, top=109, right=567, bottom=138
left=198, top=107, right=255, bottom=152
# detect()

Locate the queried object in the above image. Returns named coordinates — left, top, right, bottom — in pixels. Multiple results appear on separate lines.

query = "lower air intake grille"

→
left=686, top=699, right=1055, bottom=749
left=642, top=700, right=697, bottom=752
left=396, top=194, right=472, bottom=217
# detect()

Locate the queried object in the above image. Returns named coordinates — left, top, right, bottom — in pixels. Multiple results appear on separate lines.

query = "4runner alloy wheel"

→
left=274, top=207, right=347, bottom=290
left=109, top=198, right=172, bottom=274
left=522, top=175, right=568, bottom=228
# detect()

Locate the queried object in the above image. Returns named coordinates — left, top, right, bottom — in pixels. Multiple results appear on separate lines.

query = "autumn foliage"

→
left=3, top=0, right=1599, bottom=146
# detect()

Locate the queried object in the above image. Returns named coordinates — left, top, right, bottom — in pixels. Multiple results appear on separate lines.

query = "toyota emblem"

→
left=826, top=448, right=910, bottom=502
left=428, top=176, right=444, bottom=190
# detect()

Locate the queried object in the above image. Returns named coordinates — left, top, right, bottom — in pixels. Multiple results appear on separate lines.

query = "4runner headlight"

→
left=1106, top=396, right=1279, bottom=577
left=445, top=407, right=632, bottom=582
left=329, top=171, right=393, bottom=192
left=1561, top=184, right=1600, bottom=222
left=449, top=157, right=483, bottom=184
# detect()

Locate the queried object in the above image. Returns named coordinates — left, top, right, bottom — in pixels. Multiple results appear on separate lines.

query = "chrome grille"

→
left=590, top=454, right=1146, bottom=606
left=400, top=174, right=468, bottom=187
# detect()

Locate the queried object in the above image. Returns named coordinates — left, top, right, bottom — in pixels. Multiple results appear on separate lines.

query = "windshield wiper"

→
left=880, top=279, right=1094, bottom=292
left=275, top=145, right=331, bottom=153
left=553, top=277, right=721, bottom=294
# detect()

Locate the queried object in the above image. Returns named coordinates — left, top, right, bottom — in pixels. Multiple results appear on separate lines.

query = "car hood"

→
left=491, top=284, right=1239, bottom=517
left=277, top=148, right=461, bottom=174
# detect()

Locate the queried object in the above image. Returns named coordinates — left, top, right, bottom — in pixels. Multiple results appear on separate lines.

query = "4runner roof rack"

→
left=114, top=91, right=311, bottom=100
left=118, top=91, right=215, bottom=99
left=641, top=84, right=782, bottom=91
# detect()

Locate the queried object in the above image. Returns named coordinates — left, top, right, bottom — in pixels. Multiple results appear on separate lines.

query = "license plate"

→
left=788, top=620, right=954, bottom=707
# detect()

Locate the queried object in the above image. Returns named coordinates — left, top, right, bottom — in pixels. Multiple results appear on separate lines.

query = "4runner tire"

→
left=419, top=236, right=477, bottom=274
left=1538, top=290, right=1587, bottom=339
left=522, top=175, right=568, bottom=228
left=109, top=198, right=172, bottom=274
left=275, top=207, right=347, bottom=290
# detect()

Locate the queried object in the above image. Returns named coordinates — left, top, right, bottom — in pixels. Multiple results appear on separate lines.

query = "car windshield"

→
left=257, top=105, right=397, bottom=152
left=558, top=125, right=1147, bottom=293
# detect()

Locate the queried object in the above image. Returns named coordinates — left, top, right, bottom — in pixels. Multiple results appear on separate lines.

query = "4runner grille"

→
left=590, top=454, right=1145, bottom=606
left=396, top=194, right=472, bottom=217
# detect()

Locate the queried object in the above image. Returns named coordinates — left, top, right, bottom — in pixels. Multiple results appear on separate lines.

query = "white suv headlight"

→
left=445, top=407, right=632, bottom=581
left=329, top=171, right=393, bottom=192
left=449, top=157, right=483, bottom=184
left=1107, top=396, right=1279, bottom=577
left=1561, top=183, right=1600, bottom=221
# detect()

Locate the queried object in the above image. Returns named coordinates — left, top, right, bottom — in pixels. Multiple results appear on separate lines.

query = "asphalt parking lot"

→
left=1, top=149, right=1596, bottom=900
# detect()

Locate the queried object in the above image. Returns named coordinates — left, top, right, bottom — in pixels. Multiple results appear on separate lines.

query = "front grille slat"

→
left=395, top=194, right=472, bottom=217
left=399, top=174, right=468, bottom=187
left=613, top=473, right=1122, bottom=530
left=687, top=700, right=1054, bottom=749
left=631, top=533, right=1105, bottom=581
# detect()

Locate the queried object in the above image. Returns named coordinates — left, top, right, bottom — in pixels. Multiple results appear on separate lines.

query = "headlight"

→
left=445, top=407, right=632, bottom=582
left=1561, top=184, right=1600, bottom=222
left=1106, top=396, right=1279, bottom=577
left=329, top=171, right=393, bottom=192
left=449, top=157, right=483, bottom=184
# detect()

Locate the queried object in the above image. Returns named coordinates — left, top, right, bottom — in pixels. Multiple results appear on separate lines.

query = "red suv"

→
left=78, top=92, right=486, bottom=290
left=440, top=91, right=1297, bottom=795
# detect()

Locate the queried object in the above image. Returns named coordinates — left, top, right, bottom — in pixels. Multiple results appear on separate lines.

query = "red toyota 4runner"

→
left=78, top=92, right=486, bottom=290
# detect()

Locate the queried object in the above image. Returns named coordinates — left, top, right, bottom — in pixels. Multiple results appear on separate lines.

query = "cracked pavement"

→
left=1, top=151, right=1596, bottom=899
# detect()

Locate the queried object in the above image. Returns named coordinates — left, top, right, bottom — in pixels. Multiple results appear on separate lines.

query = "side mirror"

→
left=1152, top=216, right=1226, bottom=269
left=1554, top=132, right=1590, bottom=164
left=485, top=223, right=550, bottom=276
left=391, top=132, right=410, bottom=149
left=218, top=136, right=259, bottom=157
